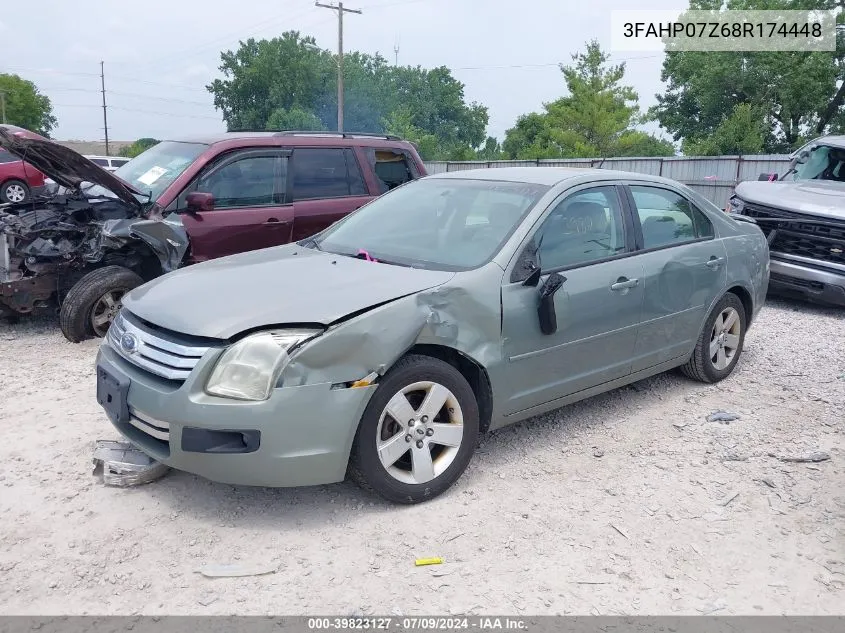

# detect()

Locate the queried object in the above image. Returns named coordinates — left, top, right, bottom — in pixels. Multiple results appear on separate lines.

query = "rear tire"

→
left=59, top=266, right=143, bottom=343
left=1, top=179, right=30, bottom=204
left=680, top=292, right=746, bottom=384
left=348, top=354, right=479, bottom=504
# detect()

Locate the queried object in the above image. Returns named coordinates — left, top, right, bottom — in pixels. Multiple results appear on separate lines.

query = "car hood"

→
left=0, top=127, right=142, bottom=210
left=735, top=180, right=845, bottom=221
left=122, top=244, right=456, bottom=339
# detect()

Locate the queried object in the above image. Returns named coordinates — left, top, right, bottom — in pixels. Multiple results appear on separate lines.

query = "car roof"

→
left=163, top=131, right=417, bottom=149
left=427, top=166, right=679, bottom=187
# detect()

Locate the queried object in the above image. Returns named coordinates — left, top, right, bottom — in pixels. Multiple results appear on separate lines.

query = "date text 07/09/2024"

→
left=306, top=617, right=528, bottom=631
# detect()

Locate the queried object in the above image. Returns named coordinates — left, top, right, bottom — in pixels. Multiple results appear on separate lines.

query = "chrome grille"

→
left=107, top=311, right=214, bottom=381
left=743, top=203, right=845, bottom=266
left=128, top=407, right=170, bottom=441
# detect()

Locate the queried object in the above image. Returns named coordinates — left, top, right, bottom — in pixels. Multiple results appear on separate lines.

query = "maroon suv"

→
left=117, top=131, right=426, bottom=262
left=0, top=130, right=426, bottom=341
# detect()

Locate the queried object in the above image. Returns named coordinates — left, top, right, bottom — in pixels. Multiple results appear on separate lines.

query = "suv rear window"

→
left=292, top=148, right=367, bottom=200
left=365, top=148, right=415, bottom=194
left=0, top=150, right=19, bottom=164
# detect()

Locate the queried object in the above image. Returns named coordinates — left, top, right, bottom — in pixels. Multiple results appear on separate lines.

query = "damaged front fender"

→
left=100, top=214, right=189, bottom=273
left=279, top=263, right=507, bottom=400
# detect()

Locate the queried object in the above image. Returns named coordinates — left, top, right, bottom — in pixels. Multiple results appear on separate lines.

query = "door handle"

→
left=705, top=256, right=725, bottom=269
left=610, top=277, right=639, bottom=291
left=263, top=218, right=290, bottom=225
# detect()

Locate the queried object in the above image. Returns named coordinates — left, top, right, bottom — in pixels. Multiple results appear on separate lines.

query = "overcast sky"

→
left=0, top=0, right=685, bottom=144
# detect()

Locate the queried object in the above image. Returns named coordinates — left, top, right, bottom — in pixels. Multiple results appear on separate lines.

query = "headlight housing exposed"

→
left=205, top=329, right=321, bottom=401
left=726, top=195, right=745, bottom=214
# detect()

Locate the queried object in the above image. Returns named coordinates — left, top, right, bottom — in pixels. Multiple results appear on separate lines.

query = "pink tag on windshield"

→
left=357, top=249, right=379, bottom=262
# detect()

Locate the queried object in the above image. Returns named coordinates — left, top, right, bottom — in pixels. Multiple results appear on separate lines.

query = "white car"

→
left=83, top=155, right=131, bottom=172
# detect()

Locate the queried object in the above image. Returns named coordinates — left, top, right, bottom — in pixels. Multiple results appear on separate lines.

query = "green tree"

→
left=652, top=0, right=844, bottom=152
left=0, top=74, right=57, bottom=136
left=476, top=136, right=504, bottom=161
left=682, top=103, right=766, bottom=155
left=503, top=41, right=673, bottom=159
left=207, top=33, right=489, bottom=159
left=266, top=106, right=325, bottom=131
left=121, top=138, right=159, bottom=158
left=381, top=106, right=439, bottom=160
left=502, top=113, right=547, bottom=160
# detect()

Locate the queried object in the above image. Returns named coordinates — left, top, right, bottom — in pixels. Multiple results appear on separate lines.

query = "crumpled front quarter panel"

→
left=281, top=263, right=507, bottom=395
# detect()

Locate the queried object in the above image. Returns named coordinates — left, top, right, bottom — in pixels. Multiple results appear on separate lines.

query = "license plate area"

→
left=97, top=365, right=130, bottom=424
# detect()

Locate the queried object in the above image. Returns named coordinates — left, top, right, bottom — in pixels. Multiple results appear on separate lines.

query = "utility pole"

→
left=394, top=35, right=400, bottom=66
left=315, top=1, right=361, bottom=133
left=0, top=90, right=6, bottom=124
left=100, top=61, right=110, bottom=156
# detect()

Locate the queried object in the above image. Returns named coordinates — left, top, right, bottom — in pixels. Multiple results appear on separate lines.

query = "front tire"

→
left=348, top=354, right=480, bottom=504
left=1, top=179, right=30, bottom=204
left=59, top=266, right=144, bottom=343
left=680, top=292, right=747, bottom=383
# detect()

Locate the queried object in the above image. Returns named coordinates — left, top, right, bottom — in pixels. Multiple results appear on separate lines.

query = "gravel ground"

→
left=0, top=297, right=843, bottom=616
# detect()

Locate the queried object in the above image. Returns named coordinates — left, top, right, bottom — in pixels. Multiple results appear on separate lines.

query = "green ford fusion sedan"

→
left=95, top=167, right=770, bottom=503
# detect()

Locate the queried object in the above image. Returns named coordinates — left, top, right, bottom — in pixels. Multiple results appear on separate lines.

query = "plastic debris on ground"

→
left=705, top=410, right=741, bottom=423
left=196, top=563, right=278, bottom=578
left=415, top=557, right=443, bottom=566
left=92, top=439, right=170, bottom=487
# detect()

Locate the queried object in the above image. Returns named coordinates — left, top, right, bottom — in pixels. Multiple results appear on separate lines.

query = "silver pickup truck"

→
left=726, top=136, right=845, bottom=307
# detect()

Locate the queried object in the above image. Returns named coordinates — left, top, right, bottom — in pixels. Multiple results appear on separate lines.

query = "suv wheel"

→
left=1, top=180, right=30, bottom=204
left=60, top=266, right=144, bottom=343
left=348, top=355, right=479, bottom=504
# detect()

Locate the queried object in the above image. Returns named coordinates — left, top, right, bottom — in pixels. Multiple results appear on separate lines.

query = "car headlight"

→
left=726, top=195, right=745, bottom=214
left=205, top=329, right=321, bottom=401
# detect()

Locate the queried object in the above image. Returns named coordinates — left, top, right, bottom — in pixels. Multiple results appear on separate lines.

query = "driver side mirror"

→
left=185, top=191, right=214, bottom=213
left=536, top=271, right=566, bottom=335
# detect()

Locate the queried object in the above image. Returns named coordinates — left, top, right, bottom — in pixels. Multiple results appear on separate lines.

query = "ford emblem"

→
left=120, top=332, right=139, bottom=354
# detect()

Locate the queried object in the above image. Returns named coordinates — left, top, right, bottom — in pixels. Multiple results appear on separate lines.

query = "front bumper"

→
left=768, top=257, right=845, bottom=307
left=95, top=343, right=377, bottom=487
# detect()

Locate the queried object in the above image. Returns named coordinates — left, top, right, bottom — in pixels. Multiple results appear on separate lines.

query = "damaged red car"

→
left=0, top=128, right=426, bottom=342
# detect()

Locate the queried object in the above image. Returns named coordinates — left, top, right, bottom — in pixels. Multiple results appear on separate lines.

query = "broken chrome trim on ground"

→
left=92, top=439, right=170, bottom=487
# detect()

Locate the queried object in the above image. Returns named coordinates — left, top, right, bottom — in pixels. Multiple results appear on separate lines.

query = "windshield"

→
left=312, top=178, right=549, bottom=271
left=85, top=141, right=207, bottom=201
left=788, top=144, right=845, bottom=182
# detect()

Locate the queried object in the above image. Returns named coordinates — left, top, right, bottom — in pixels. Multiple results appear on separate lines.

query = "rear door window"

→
left=292, top=148, right=366, bottom=200
left=629, top=185, right=714, bottom=249
left=365, top=148, right=416, bottom=194
left=0, top=150, right=18, bottom=164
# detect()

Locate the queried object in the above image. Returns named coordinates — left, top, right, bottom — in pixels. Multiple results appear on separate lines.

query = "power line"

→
left=108, top=106, right=221, bottom=120
left=452, top=54, right=665, bottom=71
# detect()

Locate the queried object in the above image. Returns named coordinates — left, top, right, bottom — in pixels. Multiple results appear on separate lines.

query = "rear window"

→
left=291, top=148, right=367, bottom=200
left=365, top=148, right=416, bottom=194
left=0, top=150, right=19, bottom=164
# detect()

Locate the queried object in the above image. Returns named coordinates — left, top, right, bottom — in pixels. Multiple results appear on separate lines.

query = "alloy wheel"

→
left=709, top=306, right=741, bottom=370
left=5, top=184, right=26, bottom=203
left=90, top=289, right=128, bottom=337
left=375, top=380, right=465, bottom=485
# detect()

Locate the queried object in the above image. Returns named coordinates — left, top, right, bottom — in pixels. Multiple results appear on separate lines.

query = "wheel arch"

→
left=725, top=284, right=754, bottom=326
left=400, top=343, right=494, bottom=434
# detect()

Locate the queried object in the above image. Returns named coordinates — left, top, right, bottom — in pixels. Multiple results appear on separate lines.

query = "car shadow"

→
left=141, top=370, right=689, bottom=528
left=765, top=294, right=845, bottom=319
